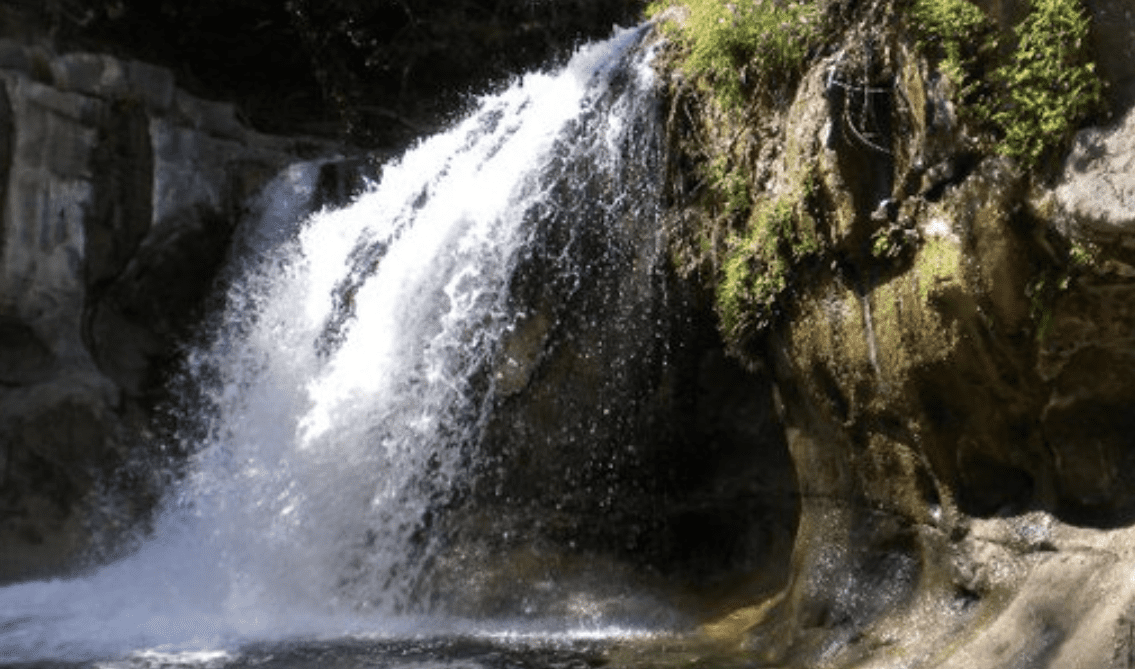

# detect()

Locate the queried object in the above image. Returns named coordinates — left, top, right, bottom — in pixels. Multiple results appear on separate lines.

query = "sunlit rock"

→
left=1056, top=105, right=1135, bottom=235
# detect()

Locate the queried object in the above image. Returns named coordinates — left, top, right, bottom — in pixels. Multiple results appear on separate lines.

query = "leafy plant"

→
left=908, top=0, right=995, bottom=95
left=1068, top=241, right=1094, bottom=267
left=987, top=0, right=1102, bottom=167
left=871, top=227, right=897, bottom=259
left=648, top=0, right=821, bottom=110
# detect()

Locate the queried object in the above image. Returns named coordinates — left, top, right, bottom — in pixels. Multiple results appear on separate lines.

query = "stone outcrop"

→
left=0, top=40, right=340, bottom=582
left=1055, top=106, right=1135, bottom=235
left=655, top=0, right=1135, bottom=665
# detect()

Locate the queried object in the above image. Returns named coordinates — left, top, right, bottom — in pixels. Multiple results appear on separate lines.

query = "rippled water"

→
left=13, top=634, right=772, bottom=669
left=41, top=637, right=623, bottom=669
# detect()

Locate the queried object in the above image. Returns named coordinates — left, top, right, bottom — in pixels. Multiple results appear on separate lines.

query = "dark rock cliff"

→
left=0, top=0, right=646, bottom=150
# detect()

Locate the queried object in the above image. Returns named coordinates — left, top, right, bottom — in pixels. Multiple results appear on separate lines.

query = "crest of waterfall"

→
left=0, top=24, right=664, bottom=663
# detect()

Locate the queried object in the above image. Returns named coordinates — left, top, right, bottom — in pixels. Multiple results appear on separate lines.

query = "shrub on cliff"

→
left=716, top=171, right=822, bottom=354
left=910, top=0, right=1102, bottom=168
left=909, top=0, right=996, bottom=98
left=647, top=0, right=821, bottom=110
left=987, top=0, right=1102, bottom=167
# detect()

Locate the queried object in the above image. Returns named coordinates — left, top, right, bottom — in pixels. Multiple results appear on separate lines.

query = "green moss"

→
left=916, top=235, right=963, bottom=305
left=872, top=228, right=896, bottom=259
left=715, top=178, right=822, bottom=350
left=988, top=0, right=1102, bottom=167
left=909, top=0, right=996, bottom=94
left=1028, top=274, right=1055, bottom=341
left=648, top=0, right=822, bottom=110
left=707, top=153, right=751, bottom=215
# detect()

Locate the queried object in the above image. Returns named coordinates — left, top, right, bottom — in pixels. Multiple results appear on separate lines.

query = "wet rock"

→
left=453, top=63, right=799, bottom=610
left=0, top=317, right=55, bottom=386
left=1083, top=0, right=1135, bottom=112
left=0, top=387, right=117, bottom=580
left=1040, top=284, right=1135, bottom=517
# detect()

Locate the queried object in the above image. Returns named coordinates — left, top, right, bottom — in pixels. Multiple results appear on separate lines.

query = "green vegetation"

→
left=1068, top=241, right=1095, bottom=268
left=658, top=0, right=1104, bottom=360
left=917, top=235, right=963, bottom=305
left=1028, top=273, right=1057, bottom=341
left=647, top=0, right=821, bottom=110
left=870, top=225, right=913, bottom=261
left=910, top=0, right=1102, bottom=168
left=1027, top=237, right=1098, bottom=342
left=707, top=153, right=751, bottom=215
left=908, top=0, right=1103, bottom=347
left=716, top=173, right=821, bottom=349
left=987, top=0, right=1102, bottom=167
left=909, top=0, right=995, bottom=96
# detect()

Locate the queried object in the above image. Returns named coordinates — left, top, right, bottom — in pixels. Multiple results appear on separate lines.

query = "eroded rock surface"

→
left=656, top=0, right=1135, bottom=665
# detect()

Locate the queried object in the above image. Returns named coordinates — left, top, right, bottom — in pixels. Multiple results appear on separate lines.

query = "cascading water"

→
left=0, top=25, right=673, bottom=665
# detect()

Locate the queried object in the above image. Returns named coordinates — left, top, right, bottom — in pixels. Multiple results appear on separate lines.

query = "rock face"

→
left=656, top=0, right=1135, bottom=665
left=1055, top=106, right=1135, bottom=235
left=0, top=40, right=339, bottom=582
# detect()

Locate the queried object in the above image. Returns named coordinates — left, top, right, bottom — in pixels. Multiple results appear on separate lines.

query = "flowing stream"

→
left=0, top=25, right=680, bottom=668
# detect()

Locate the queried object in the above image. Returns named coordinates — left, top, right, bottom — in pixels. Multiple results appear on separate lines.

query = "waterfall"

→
left=0, top=24, right=667, bottom=664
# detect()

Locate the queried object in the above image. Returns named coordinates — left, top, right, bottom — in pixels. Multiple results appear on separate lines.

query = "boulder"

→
left=1055, top=105, right=1135, bottom=236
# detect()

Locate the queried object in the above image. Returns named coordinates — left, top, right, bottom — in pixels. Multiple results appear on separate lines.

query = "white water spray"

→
left=0, top=25, right=663, bottom=663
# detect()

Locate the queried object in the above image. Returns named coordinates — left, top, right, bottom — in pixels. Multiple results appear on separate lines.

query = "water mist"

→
left=0, top=25, right=669, bottom=664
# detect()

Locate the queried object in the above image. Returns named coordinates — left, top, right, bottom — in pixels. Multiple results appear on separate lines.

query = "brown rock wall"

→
left=658, top=0, right=1135, bottom=664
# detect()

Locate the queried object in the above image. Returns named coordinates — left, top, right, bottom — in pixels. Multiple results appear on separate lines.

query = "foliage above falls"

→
left=652, top=0, right=1105, bottom=357
left=646, top=0, right=822, bottom=109
left=912, top=0, right=1102, bottom=167
left=984, top=0, right=1103, bottom=166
